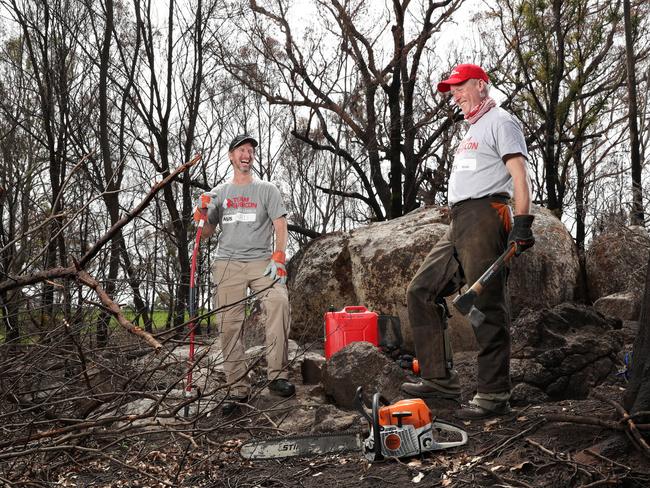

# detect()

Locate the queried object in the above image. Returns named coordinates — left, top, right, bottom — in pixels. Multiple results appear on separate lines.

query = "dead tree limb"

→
left=543, top=413, right=628, bottom=431
left=0, top=154, right=201, bottom=295
left=76, top=270, right=161, bottom=350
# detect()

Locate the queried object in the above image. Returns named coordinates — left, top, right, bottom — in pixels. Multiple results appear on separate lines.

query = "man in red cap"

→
left=401, top=64, right=535, bottom=419
left=195, top=134, right=294, bottom=416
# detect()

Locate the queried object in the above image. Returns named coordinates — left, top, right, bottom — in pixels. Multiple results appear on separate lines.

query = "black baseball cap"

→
left=228, top=134, right=259, bottom=152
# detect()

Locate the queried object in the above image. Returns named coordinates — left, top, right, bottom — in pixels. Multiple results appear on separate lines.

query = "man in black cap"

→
left=195, top=134, right=294, bottom=415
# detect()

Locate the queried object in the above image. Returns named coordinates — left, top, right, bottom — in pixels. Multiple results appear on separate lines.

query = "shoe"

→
left=454, top=402, right=511, bottom=420
left=268, top=378, right=296, bottom=397
left=222, top=395, right=248, bottom=416
left=401, top=377, right=461, bottom=401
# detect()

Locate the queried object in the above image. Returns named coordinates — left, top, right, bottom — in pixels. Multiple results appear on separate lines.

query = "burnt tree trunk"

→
left=624, top=253, right=650, bottom=420
left=623, top=0, right=644, bottom=226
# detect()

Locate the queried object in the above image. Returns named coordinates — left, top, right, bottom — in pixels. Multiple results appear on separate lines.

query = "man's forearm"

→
left=512, top=177, right=531, bottom=215
left=273, top=216, right=288, bottom=253
left=505, top=156, right=531, bottom=215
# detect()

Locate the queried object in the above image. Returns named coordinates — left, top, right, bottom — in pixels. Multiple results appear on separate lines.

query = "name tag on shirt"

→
left=454, top=158, right=477, bottom=172
left=223, top=212, right=257, bottom=224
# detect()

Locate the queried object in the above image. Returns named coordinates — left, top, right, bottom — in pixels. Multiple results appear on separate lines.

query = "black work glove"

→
left=509, top=214, right=535, bottom=256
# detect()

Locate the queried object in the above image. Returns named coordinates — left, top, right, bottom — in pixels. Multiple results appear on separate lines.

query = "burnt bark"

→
left=624, top=253, right=650, bottom=420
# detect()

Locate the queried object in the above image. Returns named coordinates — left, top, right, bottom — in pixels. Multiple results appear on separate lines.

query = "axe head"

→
left=452, top=290, right=486, bottom=328
left=467, top=306, right=486, bottom=329
left=452, top=289, right=478, bottom=316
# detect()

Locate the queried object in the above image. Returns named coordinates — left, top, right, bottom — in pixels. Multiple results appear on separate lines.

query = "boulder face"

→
left=288, top=204, right=579, bottom=353
left=586, top=225, right=649, bottom=303
left=508, top=207, right=580, bottom=317
left=287, top=232, right=358, bottom=344
left=510, top=303, right=623, bottom=403
left=594, top=291, right=640, bottom=322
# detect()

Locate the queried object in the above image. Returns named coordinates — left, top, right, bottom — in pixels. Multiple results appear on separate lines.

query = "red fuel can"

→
left=324, top=306, right=379, bottom=359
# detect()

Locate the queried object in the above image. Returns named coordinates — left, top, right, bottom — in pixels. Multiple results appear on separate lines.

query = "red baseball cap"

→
left=437, top=64, right=489, bottom=93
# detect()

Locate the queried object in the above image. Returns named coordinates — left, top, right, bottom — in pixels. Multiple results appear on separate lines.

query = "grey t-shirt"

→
left=204, top=180, right=287, bottom=261
left=448, top=107, right=528, bottom=205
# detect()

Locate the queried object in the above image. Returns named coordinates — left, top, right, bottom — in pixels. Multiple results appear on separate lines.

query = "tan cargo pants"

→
left=212, top=259, right=290, bottom=397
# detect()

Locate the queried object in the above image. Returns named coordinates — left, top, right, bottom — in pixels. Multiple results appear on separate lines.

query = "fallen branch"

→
left=76, top=270, right=161, bottom=350
left=584, top=449, right=631, bottom=470
left=543, top=413, right=628, bottom=431
left=591, top=392, right=650, bottom=458
left=0, top=153, right=201, bottom=295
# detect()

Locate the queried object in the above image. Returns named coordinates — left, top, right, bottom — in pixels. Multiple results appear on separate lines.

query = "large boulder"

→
left=510, top=303, right=623, bottom=403
left=289, top=204, right=578, bottom=353
left=508, top=207, right=579, bottom=316
left=594, top=291, right=640, bottom=321
left=586, top=225, right=649, bottom=303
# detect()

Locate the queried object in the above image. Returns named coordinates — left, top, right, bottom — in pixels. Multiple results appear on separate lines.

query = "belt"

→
left=451, top=193, right=510, bottom=208
left=450, top=194, right=510, bottom=219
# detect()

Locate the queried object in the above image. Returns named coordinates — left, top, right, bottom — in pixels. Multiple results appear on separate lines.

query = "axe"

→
left=452, top=243, right=517, bottom=328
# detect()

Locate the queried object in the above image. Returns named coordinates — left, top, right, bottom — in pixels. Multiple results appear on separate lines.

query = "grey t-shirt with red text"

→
left=204, top=180, right=287, bottom=261
left=448, top=107, right=528, bottom=205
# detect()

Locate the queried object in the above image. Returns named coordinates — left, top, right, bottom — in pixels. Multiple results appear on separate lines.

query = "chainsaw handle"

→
left=354, top=386, right=372, bottom=425
left=430, top=419, right=469, bottom=450
left=371, top=393, right=384, bottom=461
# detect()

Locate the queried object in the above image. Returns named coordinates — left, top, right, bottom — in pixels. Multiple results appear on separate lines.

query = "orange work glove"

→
left=193, top=194, right=211, bottom=222
left=263, top=251, right=287, bottom=285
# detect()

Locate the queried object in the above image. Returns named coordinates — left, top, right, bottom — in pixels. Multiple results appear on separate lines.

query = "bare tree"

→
left=624, top=0, right=644, bottom=226
left=482, top=0, right=633, bottom=218
left=216, top=0, right=464, bottom=222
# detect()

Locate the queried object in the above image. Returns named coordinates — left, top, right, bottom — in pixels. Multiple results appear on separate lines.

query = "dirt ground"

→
left=41, top=347, right=650, bottom=488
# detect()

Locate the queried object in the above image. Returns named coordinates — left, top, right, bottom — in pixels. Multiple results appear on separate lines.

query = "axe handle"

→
left=470, top=243, right=516, bottom=293
left=452, top=243, right=516, bottom=316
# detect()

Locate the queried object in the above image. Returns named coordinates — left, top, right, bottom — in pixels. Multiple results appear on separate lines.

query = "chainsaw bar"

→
left=240, top=430, right=365, bottom=460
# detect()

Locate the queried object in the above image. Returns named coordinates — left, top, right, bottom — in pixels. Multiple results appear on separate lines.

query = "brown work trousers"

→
left=213, top=259, right=290, bottom=397
left=407, top=196, right=512, bottom=394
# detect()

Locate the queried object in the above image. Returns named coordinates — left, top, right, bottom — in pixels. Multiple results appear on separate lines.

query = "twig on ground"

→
left=584, top=449, right=631, bottom=470
left=477, top=465, right=534, bottom=488
left=483, top=419, right=547, bottom=459
left=577, top=478, right=621, bottom=487
left=525, top=437, right=557, bottom=457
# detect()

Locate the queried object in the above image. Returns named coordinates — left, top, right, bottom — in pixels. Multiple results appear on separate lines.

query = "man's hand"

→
left=193, top=194, right=211, bottom=222
left=508, top=214, right=535, bottom=256
left=264, top=251, right=287, bottom=285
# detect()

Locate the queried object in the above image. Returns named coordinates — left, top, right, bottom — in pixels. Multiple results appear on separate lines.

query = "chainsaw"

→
left=239, top=386, right=468, bottom=461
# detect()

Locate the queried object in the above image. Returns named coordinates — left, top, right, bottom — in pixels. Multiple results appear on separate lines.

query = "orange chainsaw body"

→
left=377, top=399, right=432, bottom=429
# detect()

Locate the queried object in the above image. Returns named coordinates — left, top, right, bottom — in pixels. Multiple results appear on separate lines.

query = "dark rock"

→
left=301, top=354, right=326, bottom=385
left=321, top=342, right=409, bottom=408
left=311, top=405, right=360, bottom=433
left=511, top=303, right=623, bottom=400
left=620, top=320, right=639, bottom=346
left=510, top=383, right=550, bottom=405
